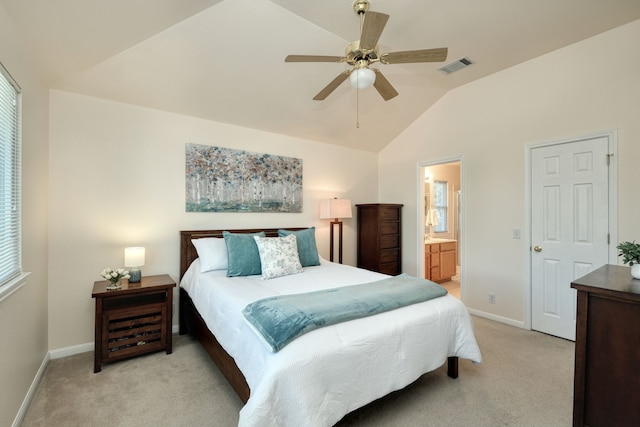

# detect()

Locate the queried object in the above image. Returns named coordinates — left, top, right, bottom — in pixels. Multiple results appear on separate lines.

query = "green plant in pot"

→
left=616, top=241, right=640, bottom=279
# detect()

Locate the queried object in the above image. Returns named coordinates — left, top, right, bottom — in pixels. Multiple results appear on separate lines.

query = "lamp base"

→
left=128, top=269, right=141, bottom=283
left=329, top=220, right=344, bottom=264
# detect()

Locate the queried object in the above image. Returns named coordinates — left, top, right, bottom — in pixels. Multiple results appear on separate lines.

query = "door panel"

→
left=531, top=136, right=610, bottom=340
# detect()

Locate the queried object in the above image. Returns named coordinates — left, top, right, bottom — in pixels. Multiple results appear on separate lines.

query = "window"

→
left=433, top=180, right=447, bottom=233
left=0, top=62, right=22, bottom=294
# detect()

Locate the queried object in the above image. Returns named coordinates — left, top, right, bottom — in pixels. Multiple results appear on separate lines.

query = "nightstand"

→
left=92, top=274, right=176, bottom=373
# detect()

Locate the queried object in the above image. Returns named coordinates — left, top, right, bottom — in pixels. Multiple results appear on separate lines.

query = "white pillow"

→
left=253, top=234, right=303, bottom=280
left=192, top=238, right=228, bottom=272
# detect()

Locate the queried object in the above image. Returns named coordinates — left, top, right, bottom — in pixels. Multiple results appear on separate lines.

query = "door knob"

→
left=534, top=245, right=542, bottom=252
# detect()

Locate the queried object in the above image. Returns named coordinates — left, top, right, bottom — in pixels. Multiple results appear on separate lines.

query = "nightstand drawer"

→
left=103, top=290, right=168, bottom=311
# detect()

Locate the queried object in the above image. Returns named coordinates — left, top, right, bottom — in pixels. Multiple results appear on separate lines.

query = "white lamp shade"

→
left=320, top=199, right=352, bottom=220
left=349, top=67, right=376, bottom=89
left=124, top=247, right=145, bottom=267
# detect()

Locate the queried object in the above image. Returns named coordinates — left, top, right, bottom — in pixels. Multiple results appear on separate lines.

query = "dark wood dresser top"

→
left=571, top=264, right=640, bottom=301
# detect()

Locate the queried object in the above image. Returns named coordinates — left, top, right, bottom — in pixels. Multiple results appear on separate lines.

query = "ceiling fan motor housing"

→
left=345, top=40, right=379, bottom=66
left=353, top=0, right=370, bottom=15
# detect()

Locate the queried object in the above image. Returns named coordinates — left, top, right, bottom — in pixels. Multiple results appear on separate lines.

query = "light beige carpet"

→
left=21, top=316, right=574, bottom=426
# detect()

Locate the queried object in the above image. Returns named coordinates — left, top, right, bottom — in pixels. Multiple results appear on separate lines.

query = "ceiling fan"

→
left=285, top=0, right=448, bottom=101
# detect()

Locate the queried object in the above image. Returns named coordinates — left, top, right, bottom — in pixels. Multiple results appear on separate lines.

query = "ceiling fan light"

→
left=349, top=67, right=376, bottom=89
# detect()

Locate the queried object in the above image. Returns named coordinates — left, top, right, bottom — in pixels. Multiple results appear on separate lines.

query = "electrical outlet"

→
left=513, top=229, right=521, bottom=239
left=489, top=294, right=496, bottom=304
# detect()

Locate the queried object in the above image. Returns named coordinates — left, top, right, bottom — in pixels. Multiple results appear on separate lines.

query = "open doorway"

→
left=419, top=159, right=462, bottom=300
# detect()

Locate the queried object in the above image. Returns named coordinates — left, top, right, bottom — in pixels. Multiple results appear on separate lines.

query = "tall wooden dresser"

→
left=571, top=264, right=640, bottom=427
left=356, top=203, right=403, bottom=275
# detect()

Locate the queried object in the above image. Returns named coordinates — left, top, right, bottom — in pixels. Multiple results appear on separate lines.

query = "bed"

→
left=179, top=228, right=482, bottom=426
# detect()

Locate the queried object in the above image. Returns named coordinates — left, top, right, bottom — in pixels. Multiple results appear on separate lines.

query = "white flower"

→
left=99, top=267, right=131, bottom=284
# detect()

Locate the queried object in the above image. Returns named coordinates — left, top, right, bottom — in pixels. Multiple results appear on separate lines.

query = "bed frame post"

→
left=447, top=356, right=459, bottom=379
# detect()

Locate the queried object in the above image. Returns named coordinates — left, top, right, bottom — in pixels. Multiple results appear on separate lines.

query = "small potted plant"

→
left=616, top=241, right=640, bottom=279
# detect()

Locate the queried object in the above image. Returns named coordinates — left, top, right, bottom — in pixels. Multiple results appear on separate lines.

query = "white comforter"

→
left=181, top=258, right=482, bottom=427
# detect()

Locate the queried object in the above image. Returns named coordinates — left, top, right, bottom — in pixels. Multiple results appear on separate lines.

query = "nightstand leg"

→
left=166, top=289, right=173, bottom=354
left=94, top=300, right=102, bottom=373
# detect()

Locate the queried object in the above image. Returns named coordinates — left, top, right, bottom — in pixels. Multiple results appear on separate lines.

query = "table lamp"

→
left=124, top=247, right=145, bottom=283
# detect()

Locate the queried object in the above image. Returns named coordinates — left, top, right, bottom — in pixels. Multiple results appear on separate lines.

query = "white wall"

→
left=48, top=91, right=379, bottom=350
left=0, top=4, right=50, bottom=426
left=379, top=20, right=640, bottom=325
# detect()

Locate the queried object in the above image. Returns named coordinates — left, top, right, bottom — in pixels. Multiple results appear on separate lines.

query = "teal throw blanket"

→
left=242, top=274, right=447, bottom=352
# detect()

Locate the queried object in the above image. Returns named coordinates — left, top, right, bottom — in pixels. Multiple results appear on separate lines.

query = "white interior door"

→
left=531, top=136, right=610, bottom=341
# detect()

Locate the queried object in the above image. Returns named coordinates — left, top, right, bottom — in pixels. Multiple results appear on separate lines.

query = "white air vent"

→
left=438, top=57, right=474, bottom=75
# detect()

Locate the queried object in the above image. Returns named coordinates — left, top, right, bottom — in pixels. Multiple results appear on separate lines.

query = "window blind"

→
left=433, top=180, right=447, bottom=233
left=0, top=63, right=21, bottom=288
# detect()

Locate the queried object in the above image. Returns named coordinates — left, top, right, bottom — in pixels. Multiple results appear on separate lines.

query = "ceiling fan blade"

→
left=285, top=55, right=345, bottom=63
left=381, top=47, right=448, bottom=64
left=313, top=71, right=350, bottom=100
left=359, top=11, right=389, bottom=51
left=372, top=69, right=398, bottom=101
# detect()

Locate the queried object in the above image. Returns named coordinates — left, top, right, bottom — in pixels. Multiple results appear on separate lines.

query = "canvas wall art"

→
left=185, top=144, right=303, bottom=212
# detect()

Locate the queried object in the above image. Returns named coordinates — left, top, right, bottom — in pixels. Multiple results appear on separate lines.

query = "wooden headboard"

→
left=179, top=228, right=305, bottom=279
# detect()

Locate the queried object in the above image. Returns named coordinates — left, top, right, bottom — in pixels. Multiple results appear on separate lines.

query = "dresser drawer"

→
left=380, top=207, right=400, bottom=221
left=379, top=262, right=400, bottom=276
left=379, top=222, right=399, bottom=235
left=380, top=234, right=399, bottom=249
left=379, top=249, right=399, bottom=264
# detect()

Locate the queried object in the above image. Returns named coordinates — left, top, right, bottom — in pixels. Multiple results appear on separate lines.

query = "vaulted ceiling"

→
left=4, top=0, right=640, bottom=152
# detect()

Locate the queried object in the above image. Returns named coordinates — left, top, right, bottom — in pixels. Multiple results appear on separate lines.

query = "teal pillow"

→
left=278, top=227, right=320, bottom=267
left=223, top=231, right=266, bottom=277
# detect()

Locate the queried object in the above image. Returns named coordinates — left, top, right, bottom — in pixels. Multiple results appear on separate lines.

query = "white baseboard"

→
left=12, top=352, right=49, bottom=427
left=49, top=342, right=94, bottom=359
left=467, top=308, right=527, bottom=329
left=48, top=325, right=181, bottom=360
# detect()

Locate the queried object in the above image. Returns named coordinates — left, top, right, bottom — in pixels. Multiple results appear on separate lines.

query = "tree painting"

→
left=185, top=144, right=303, bottom=213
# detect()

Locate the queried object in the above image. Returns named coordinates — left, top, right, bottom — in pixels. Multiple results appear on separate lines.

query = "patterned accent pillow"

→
left=253, top=234, right=303, bottom=280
